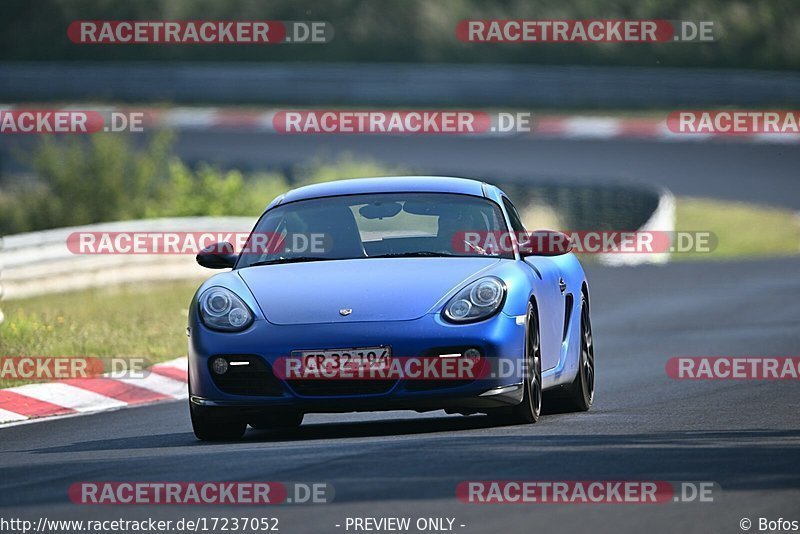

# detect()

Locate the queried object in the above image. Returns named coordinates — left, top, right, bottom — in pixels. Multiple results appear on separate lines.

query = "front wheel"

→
left=491, top=302, right=542, bottom=424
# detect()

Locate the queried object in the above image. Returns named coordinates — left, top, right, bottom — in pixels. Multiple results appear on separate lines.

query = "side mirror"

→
left=196, top=242, right=237, bottom=269
left=520, top=230, right=573, bottom=256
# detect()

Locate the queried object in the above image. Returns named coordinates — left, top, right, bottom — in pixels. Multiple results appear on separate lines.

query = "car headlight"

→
left=198, top=287, right=254, bottom=331
left=443, top=276, right=506, bottom=323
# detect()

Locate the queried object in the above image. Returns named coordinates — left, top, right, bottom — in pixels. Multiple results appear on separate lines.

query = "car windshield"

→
left=236, top=192, right=514, bottom=268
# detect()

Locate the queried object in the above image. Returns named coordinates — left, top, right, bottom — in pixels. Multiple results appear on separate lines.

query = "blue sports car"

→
left=188, top=176, right=594, bottom=440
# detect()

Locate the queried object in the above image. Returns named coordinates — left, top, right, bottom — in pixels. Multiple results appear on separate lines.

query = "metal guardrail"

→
left=0, top=217, right=254, bottom=301
left=1, top=62, right=799, bottom=107
left=0, top=234, right=4, bottom=324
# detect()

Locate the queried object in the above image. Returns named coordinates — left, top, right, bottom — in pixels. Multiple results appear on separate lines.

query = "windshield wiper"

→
left=245, top=256, right=338, bottom=267
left=369, top=251, right=458, bottom=258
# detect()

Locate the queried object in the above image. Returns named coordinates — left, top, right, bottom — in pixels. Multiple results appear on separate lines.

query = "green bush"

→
left=145, top=160, right=288, bottom=218
left=0, top=134, right=398, bottom=235
left=296, top=154, right=400, bottom=185
left=1, top=132, right=175, bottom=233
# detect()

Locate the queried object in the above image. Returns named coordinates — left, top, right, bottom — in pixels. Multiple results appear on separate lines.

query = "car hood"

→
left=238, top=257, right=501, bottom=325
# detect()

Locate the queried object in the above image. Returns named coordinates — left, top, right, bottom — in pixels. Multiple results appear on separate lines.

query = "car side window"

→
left=502, top=197, right=526, bottom=233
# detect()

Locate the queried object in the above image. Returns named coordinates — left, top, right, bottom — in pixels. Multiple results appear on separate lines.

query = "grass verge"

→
left=0, top=280, right=200, bottom=389
left=674, top=197, right=800, bottom=260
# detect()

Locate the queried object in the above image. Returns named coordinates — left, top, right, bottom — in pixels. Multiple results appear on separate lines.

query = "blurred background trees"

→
left=1, top=0, right=798, bottom=70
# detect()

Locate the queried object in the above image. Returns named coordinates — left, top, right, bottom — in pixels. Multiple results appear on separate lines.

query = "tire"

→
left=190, top=401, right=247, bottom=441
left=491, top=302, right=542, bottom=424
left=560, top=294, right=595, bottom=412
left=249, top=412, right=304, bottom=430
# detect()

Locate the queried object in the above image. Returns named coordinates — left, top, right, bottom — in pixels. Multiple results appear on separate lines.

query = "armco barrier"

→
left=502, top=181, right=674, bottom=265
left=0, top=217, right=254, bottom=302
left=501, top=182, right=665, bottom=232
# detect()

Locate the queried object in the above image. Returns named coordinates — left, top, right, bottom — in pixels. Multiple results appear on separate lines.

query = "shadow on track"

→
left=3, top=427, right=799, bottom=508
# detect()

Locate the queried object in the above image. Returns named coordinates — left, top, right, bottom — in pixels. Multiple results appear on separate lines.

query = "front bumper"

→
left=188, top=312, right=526, bottom=417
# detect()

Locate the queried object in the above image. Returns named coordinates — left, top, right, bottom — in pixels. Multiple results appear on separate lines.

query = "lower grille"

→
left=210, top=355, right=284, bottom=396
left=404, top=379, right=474, bottom=391
left=287, top=379, right=396, bottom=396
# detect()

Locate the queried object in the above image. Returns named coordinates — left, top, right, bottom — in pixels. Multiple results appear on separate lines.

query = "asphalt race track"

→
left=0, top=135, right=799, bottom=533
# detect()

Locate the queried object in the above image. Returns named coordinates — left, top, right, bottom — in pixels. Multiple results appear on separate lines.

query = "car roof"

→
left=278, top=176, right=491, bottom=205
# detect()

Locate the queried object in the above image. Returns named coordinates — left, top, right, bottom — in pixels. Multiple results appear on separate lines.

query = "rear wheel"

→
left=560, top=294, right=594, bottom=412
left=491, top=302, right=542, bottom=424
left=249, top=412, right=304, bottom=430
left=190, top=401, right=247, bottom=441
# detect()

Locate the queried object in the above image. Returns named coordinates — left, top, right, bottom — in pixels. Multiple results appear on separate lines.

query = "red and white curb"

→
left=3, top=105, right=799, bottom=143
left=0, top=357, right=187, bottom=427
